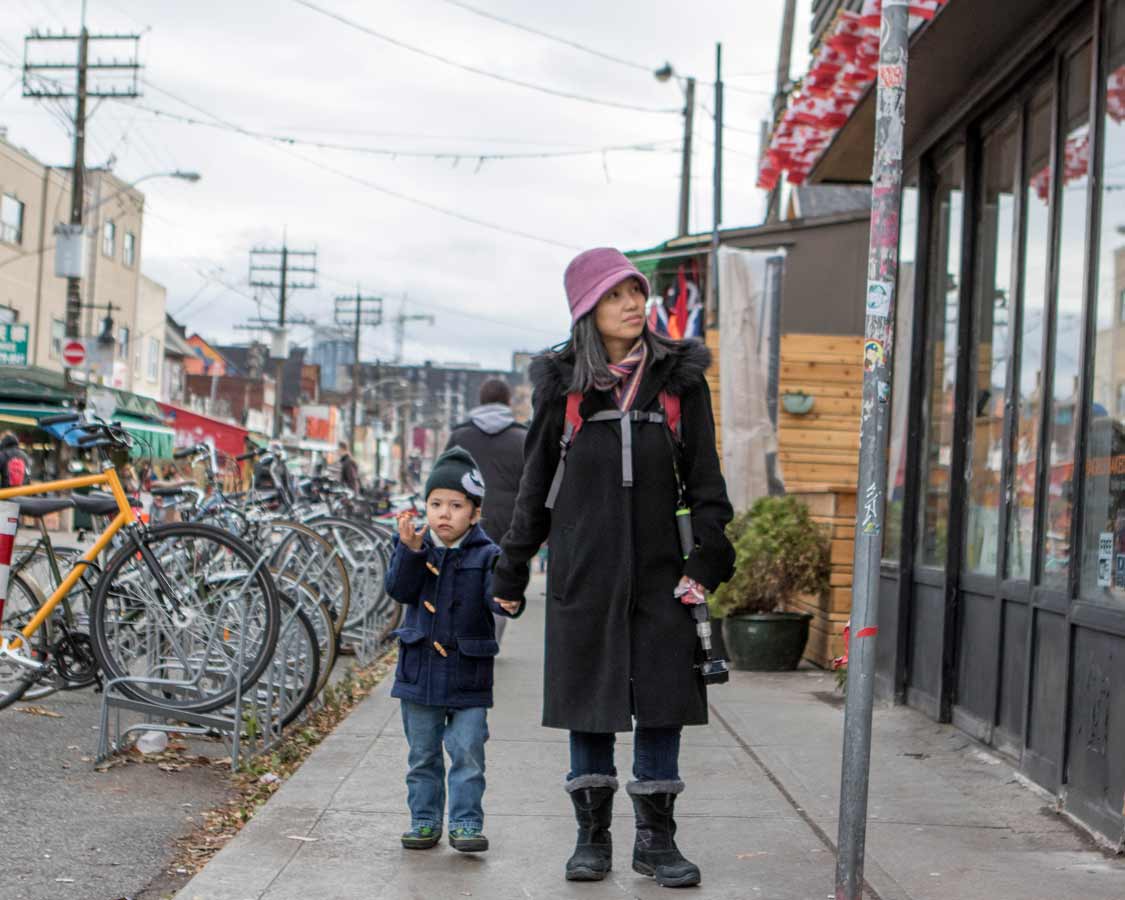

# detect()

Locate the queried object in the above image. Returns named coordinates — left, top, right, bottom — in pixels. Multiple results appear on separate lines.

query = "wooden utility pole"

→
left=334, top=290, right=383, bottom=451
left=249, top=242, right=317, bottom=437
left=23, top=11, right=142, bottom=339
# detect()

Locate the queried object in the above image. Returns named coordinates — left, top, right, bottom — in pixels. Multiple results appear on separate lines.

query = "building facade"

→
left=799, top=0, right=1125, bottom=842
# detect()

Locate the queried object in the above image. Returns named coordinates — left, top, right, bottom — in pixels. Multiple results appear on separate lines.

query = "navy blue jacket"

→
left=386, top=523, right=508, bottom=708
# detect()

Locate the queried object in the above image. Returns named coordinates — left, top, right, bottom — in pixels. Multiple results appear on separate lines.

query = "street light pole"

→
left=655, top=63, right=696, bottom=238
left=835, top=3, right=911, bottom=898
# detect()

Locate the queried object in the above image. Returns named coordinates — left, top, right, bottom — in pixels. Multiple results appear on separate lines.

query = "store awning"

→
left=115, top=413, right=175, bottom=460
left=0, top=367, right=73, bottom=405
left=0, top=403, right=74, bottom=429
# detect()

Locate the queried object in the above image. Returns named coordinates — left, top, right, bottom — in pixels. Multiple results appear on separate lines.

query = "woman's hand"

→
left=495, top=598, right=521, bottom=615
left=397, top=509, right=427, bottom=551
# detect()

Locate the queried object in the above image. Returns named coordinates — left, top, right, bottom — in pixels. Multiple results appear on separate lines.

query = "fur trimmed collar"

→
left=530, top=338, right=711, bottom=404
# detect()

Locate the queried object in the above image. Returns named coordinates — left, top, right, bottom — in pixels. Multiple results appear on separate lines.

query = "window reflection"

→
left=1040, top=43, right=1092, bottom=590
left=918, top=153, right=964, bottom=567
left=884, top=179, right=918, bottom=562
left=1083, top=3, right=1125, bottom=601
left=965, top=120, right=1017, bottom=575
left=1009, top=86, right=1054, bottom=580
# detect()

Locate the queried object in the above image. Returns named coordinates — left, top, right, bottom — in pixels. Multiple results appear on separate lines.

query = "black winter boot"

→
left=564, top=775, right=617, bottom=881
left=627, top=781, right=701, bottom=888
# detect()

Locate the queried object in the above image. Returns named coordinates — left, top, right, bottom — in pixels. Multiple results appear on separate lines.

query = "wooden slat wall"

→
left=775, top=334, right=864, bottom=669
left=705, top=327, right=721, bottom=457
left=778, top=334, right=864, bottom=492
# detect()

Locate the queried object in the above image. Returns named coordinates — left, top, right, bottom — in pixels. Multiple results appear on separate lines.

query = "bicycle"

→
left=0, top=415, right=281, bottom=713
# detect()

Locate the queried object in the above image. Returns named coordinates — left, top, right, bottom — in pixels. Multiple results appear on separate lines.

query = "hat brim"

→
left=571, top=267, right=651, bottom=323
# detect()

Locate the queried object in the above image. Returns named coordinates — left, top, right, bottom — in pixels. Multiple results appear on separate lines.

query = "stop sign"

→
left=62, top=340, right=85, bottom=367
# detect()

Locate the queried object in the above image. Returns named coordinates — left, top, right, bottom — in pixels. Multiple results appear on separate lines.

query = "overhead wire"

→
left=142, top=78, right=584, bottom=251
left=290, top=0, right=679, bottom=115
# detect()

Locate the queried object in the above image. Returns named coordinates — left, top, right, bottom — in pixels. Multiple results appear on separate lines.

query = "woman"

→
left=493, top=247, right=735, bottom=888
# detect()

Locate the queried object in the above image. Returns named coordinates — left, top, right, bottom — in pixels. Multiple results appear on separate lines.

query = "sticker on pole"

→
left=865, top=280, right=893, bottom=318
left=62, top=340, right=85, bottom=368
left=863, top=339, right=885, bottom=373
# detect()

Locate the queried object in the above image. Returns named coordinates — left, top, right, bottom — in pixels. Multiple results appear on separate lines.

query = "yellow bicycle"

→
left=0, top=415, right=280, bottom=712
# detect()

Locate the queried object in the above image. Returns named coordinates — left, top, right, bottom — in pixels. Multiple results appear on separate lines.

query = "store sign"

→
left=298, top=405, right=339, bottom=444
left=0, top=324, right=30, bottom=366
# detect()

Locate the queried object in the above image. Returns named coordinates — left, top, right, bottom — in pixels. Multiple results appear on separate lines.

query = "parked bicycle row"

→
left=0, top=412, right=406, bottom=742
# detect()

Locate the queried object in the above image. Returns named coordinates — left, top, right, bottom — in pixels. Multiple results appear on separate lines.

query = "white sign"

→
left=1098, top=532, right=1113, bottom=588
left=53, top=223, right=86, bottom=279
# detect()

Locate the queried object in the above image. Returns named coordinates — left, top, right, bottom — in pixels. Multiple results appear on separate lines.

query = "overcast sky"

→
left=0, top=0, right=812, bottom=369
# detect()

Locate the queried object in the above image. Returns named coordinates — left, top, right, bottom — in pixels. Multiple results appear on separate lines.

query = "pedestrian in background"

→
left=337, top=440, right=361, bottom=493
left=385, top=447, right=518, bottom=854
left=446, top=378, right=527, bottom=643
left=493, top=248, right=734, bottom=888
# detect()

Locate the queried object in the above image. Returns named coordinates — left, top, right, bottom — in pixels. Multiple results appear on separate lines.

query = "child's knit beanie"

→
left=425, top=447, right=485, bottom=506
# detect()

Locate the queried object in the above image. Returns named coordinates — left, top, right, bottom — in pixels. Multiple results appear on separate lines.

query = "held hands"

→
left=397, top=509, right=427, bottom=551
left=494, top=598, right=521, bottom=615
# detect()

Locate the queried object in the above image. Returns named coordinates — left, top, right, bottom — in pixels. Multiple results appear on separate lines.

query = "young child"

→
left=385, top=447, right=521, bottom=853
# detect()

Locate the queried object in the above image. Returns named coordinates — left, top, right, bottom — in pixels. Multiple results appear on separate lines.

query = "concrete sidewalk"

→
left=176, top=576, right=1125, bottom=899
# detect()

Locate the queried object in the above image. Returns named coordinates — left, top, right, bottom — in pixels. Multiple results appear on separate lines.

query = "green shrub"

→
left=712, top=495, right=831, bottom=617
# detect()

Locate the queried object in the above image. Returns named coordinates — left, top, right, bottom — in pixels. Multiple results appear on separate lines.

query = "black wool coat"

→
left=492, top=340, right=735, bottom=733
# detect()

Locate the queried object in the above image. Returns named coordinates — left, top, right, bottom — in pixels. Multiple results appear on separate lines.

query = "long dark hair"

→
left=545, top=315, right=683, bottom=394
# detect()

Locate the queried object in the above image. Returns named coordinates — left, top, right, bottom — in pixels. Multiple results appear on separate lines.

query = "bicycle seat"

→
left=16, top=497, right=75, bottom=518
left=71, top=492, right=119, bottom=516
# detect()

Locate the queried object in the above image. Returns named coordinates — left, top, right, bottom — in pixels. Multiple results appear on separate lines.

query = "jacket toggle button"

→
left=433, top=641, right=448, bottom=657
left=423, top=601, right=436, bottom=614
left=426, top=562, right=440, bottom=576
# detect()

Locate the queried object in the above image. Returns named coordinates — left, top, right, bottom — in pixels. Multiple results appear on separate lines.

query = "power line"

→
left=143, top=78, right=583, bottom=251
left=129, top=101, right=680, bottom=162
left=290, top=0, right=680, bottom=115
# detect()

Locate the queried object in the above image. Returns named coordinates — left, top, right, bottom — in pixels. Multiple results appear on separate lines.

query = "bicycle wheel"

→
left=90, top=523, right=281, bottom=713
left=0, top=573, right=52, bottom=710
left=196, top=505, right=252, bottom=542
left=262, top=521, right=350, bottom=636
left=272, top=568, right=338, bottom=695
left=306, top=517, right=390, bottom=632
left=244, top=592, right=320, bottom=729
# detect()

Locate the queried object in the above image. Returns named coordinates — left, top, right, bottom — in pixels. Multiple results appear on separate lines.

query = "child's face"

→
left=426, top=489, right=480, bottom=543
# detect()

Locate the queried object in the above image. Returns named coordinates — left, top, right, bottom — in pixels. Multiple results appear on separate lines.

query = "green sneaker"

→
left=449, top=827, right=489, bottom=853
left=401, top=825, right=442, bottom=849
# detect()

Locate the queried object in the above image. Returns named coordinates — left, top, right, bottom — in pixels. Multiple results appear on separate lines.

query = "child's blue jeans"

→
left=401, top=700, right=489, bottom=831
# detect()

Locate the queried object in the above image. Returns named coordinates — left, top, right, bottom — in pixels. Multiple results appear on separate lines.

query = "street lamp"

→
left=654, top=63, right=695, bottom=238
left=84, top=169, right=202, bottom=216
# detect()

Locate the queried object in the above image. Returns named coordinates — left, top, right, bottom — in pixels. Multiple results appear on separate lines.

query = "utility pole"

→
left=709, top=44, right=723, bottom=328
left=767, top=0, right=798, bottom=222
left=835, top=3, right=910, bottom=899
left=23, top=13, right=142, bottom=340
left=392, top=296, right=434, bottom=364
left=678, top=78, right=695, bottom=238
left=334, top=289, right=383, bottom=452
left=249, top=242, right=317, bottom=438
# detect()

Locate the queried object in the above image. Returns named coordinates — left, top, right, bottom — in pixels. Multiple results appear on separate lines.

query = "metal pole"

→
left=64, top=25, right=88, bottom=340
left=351, top=290, right=361, bottom=452
left=678, top=77, right=695, bottom=237
left=835, top=3, right=910, bottom=899
left=274, top=245, right=288, bottom=439
left=709, top=45, right=723, bottom=328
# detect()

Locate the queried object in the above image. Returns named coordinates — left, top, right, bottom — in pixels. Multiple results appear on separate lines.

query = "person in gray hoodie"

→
left=446, top=379, right=527, bottom=641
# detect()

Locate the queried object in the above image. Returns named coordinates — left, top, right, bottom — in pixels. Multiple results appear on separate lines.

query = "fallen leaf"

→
left=17, top=705, right=63, bottom=718
left=737, top=851, right=770, bottom=859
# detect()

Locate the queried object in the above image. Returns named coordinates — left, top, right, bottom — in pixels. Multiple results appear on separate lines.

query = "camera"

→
left=697, top=656, right=731, bottom=685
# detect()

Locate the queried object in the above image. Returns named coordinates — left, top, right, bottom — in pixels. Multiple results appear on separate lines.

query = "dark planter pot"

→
left=709, top=617, right=728, bottom=662
left=723, top=612, right=812, bottom=671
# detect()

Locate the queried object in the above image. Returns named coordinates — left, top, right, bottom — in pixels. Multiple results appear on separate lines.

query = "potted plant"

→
left=712, top=496, right=830, bottom=671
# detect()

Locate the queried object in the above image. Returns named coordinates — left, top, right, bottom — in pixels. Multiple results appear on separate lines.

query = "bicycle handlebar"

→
left=236, top=447, right=264, bottom=461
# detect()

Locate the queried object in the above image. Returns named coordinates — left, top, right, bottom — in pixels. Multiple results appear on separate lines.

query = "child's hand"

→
left=495, top=598, right=521, bottom=615
left=397, top=510, right=427, bottom=551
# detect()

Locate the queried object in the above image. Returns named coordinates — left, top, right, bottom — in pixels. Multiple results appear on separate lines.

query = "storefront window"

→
left=965, top=119, right=1018, bottom=575
left=1008, top=86, right=1054, bottom=581
left=917, top=152, right=964, bottom=567
left=883, top=177, right=919, bottom=563
left=1082, top=3, right=1125, bottom=600
left=1040, top=43, right=1092, bottom=590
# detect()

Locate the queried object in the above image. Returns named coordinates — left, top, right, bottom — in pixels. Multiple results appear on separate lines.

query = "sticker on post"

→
left=865, top=280, right=893, bottom=318
left=863, top=339, right=885, bottom=373
left=1099, top=532, right=1113, bottom=588
left=862, top=483, right=881, bottom=535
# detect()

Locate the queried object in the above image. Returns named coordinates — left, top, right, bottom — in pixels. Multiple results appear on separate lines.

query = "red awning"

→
left=158, top=403, right=249, bottom=461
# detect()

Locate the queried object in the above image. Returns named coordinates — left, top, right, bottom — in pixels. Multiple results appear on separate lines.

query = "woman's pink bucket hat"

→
left=564, top=248, right=651, bottom=324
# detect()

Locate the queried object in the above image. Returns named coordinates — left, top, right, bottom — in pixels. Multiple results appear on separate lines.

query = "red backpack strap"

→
left=660, top=390, right=682, bottom=442
left=546, top=392, right=586, bottom=510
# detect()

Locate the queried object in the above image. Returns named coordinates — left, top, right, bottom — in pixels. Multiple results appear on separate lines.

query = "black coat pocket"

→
left=394, top=627, right=427, bottom=685
left=456, top=637, right=499, bottom=692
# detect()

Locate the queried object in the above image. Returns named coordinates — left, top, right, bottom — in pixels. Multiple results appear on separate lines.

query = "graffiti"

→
left=862, top=482, right=881, bottom=534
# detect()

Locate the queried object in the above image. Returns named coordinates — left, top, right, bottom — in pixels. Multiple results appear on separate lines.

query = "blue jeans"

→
left=568, top=727, right=682, bottom=782
left=401, top=701, right=489, bottom=831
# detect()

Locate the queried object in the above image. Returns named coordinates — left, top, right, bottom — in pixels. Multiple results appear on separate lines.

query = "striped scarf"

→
left=598, top=339, right=648, bottom=411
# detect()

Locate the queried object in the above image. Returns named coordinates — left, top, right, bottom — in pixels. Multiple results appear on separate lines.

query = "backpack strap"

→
left=660, top=390, right=683, bottom=443
left=545, top=392, right=585, bottom=509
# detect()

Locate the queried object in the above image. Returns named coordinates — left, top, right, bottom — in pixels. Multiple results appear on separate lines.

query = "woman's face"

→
left=594, top=277, right=647, bottom=345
